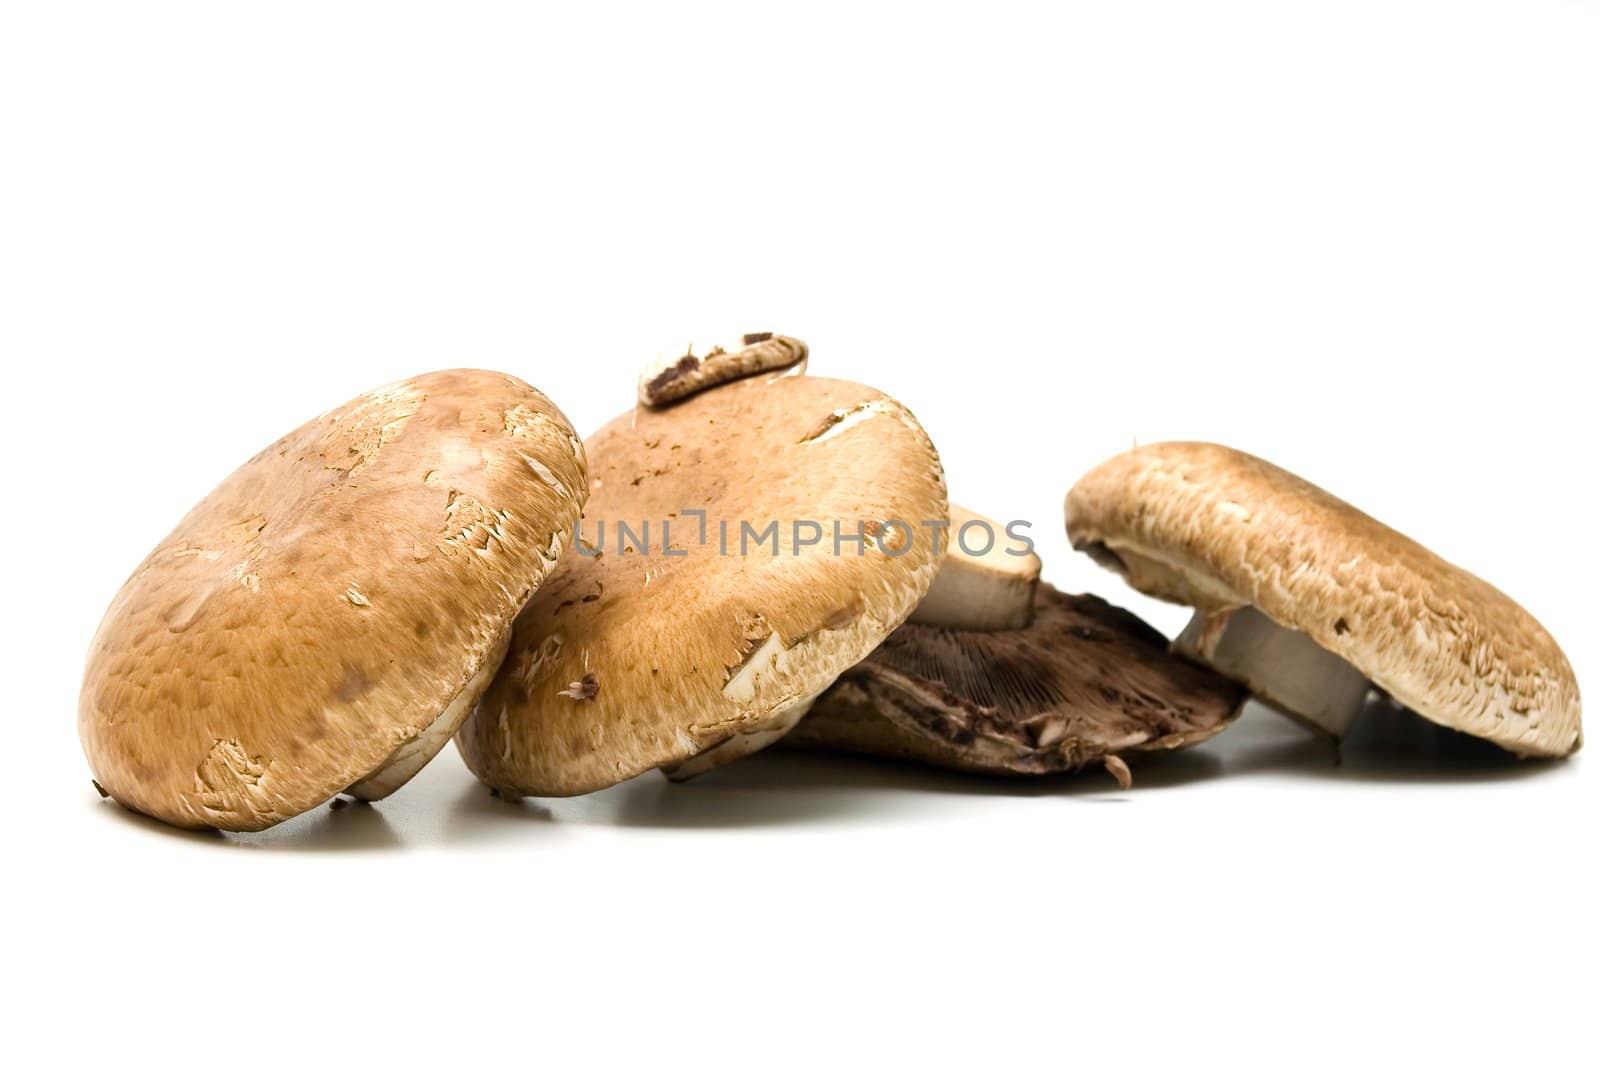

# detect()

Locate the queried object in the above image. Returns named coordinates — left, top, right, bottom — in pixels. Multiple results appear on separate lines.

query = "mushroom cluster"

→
left=79, top=342, right=1582, bottom=832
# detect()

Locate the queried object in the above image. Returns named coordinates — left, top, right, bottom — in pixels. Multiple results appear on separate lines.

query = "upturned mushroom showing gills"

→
left=790, top=585, right=1246, bottom=785
left=80, top=370, right=589, bottom=831
left=786, top=510, right=1245, bottom=786
left=455, top=335, right=949, bottom=796
left=1065, top=442, right=1581, bottom=757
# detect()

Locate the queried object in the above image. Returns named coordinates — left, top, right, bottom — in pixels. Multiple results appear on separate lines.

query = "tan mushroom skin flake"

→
left=457, top=373, right=948, bottom=796
left=637, top=333, right=808, bottom=408
left=80, top=370, right=588, bottom=830
left=1065, top=442, right=1582, bottom=757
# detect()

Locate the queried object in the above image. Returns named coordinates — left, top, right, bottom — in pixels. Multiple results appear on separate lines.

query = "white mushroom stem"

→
left=909, top=503, right=1041, bottom=631
left=344, top=631, right=511, bottom=801
left=1174, top=607, right=1371, bottom=738
left=662, top=698, right=816, bottom=781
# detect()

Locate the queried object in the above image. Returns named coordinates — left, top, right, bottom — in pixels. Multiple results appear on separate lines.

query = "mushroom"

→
left=1065, top=441, right=1582, bottom=756
left=786, top=549, right=1246, bottom=785
left=79, top=370, right=589, bottom=830
left=454, top=337, right=948, bottom=796
left=907, top=504, right=1041, bottom=631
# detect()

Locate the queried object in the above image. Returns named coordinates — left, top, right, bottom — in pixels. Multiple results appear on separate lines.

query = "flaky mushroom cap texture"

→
left=80, top=370, right=588, bottom=830
left=786, top=584, right=1245, bottom=779
left=1065, top=442, right=1581, bottom=757
left=457, top=374, right=948, bottom=796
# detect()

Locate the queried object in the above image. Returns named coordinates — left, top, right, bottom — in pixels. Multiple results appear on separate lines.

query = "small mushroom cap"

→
left=80, top=370, right=588, bottom=830
left=786, top=584, right=1246, bottom=776
left=456, top=373, right=948, bottom=796
left=1065, top=442, right=1581, bottom=757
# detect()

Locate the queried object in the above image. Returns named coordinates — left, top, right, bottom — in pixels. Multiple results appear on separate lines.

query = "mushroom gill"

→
left=785, top=584, right=1247, bottom=784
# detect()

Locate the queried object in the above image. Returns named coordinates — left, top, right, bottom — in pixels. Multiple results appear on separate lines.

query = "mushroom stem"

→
left=661, top=697, right=816, bottom=782
left=344, top=631, right=511, bottom=801
left=908, top=504, right=1041, bottom=631
left=1174, top=607, right=1370, bottom=738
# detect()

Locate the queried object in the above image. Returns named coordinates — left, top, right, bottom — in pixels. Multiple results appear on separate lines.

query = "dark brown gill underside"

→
left=788, top=585, right=1247, bottom=776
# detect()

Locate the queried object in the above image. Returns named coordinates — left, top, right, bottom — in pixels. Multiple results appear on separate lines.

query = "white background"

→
left=3, top=3, right=1595, bottom=1064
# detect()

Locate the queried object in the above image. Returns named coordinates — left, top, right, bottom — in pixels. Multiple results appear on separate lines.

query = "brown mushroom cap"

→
left=80, top=370, right=588, bottom=830
left=785, top=583, right=1246, bottom=780
left=1065, top=441, right=1581, bottom=757
left=456, top=373, right=948, bottom=796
